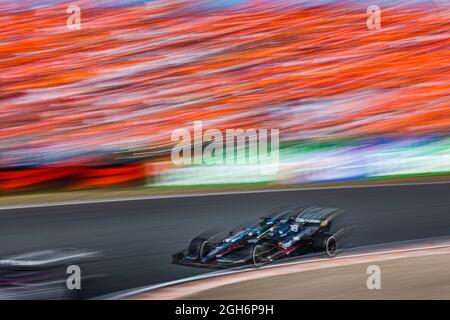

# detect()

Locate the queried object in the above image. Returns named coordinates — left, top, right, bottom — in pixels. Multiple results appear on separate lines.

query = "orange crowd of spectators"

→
left=0, top=0, right=449, bottom=166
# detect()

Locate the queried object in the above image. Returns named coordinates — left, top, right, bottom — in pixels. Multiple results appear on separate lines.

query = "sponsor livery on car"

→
left=173, top=206, right=344, bottom=268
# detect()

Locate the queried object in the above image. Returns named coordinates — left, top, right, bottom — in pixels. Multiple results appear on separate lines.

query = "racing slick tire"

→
left=325, top=235, right=338, bottom=257
left=250, top=244, right=272, bottom=267
left=313, top=233, right=338, bottom=257
left=188, top=237, right=209, bottom=259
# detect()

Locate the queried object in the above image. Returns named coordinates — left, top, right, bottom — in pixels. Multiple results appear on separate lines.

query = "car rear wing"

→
left=294, top=206, right=342, bottom=226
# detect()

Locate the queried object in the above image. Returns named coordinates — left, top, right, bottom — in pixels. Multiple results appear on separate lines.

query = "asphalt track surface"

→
left=0, top=183, right=449, bottom=298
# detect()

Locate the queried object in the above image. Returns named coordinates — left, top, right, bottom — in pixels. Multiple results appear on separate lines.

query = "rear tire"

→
left=325, top=235, right=337, bottom=257
left=313, top=233, right=338, bottom=257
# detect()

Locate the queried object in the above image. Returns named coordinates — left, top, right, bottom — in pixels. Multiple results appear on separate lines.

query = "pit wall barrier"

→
left=151, top=136, right=450, bottom=186
left=0, top=164, right=148, bottom=192
left=1, top=136, right=449, bottom=192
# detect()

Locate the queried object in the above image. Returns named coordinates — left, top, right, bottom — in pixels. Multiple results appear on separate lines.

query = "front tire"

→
left=252, top=245, right=264, bottom=266
left=251, top=244, right=273, bottom=267
left=188, top=237, right=209, bottom=259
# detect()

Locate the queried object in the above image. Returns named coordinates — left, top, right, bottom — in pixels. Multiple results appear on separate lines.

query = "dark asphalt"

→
left=0, top=183, right=449, bottom=298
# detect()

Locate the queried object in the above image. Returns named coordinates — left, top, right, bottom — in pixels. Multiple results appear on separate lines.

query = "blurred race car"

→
left=173, top=206, right=344, bottom=268
left=0, top=248, right=101, bottom=300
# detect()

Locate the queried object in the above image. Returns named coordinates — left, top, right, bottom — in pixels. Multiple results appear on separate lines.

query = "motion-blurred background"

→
left=1, top=0, right=449, bottom=192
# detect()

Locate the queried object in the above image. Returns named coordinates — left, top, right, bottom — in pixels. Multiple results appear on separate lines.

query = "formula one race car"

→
left=0, top=248, right=101, bottom=300
left=173, top=206, right=344, bottom=268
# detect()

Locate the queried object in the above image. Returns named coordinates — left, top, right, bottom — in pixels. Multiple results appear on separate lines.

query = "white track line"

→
left=1, top=180, right=450, bottom=211
left=99, top=236, right=450, bottom=300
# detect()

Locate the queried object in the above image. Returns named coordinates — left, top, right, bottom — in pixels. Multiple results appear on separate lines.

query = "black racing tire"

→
left=188, top=237, right=209, bottom=259
left=325, top=235, right=338, bottom=257
left=251, top=244, right=268, bottom=267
